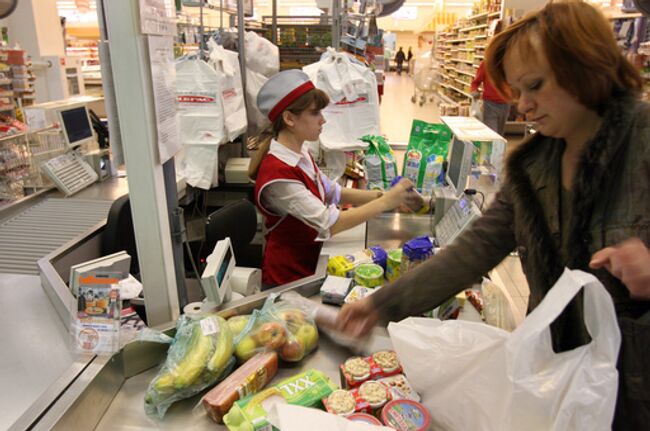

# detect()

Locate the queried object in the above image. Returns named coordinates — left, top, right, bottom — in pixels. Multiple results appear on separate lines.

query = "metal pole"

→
left=220, top=0, right=224, bottom=30
left=272, top=0, right=277, bottom=44
left=237, top=0, right=248, bottom=156
left=332, top=0, right=341, bottom=49
left=199, top=1, right=204, bottom=57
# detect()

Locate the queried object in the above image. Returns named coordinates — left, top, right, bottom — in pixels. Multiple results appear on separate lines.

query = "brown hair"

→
left=485, top=0, right=642, bottom=113
left=248, top=88, right=329, bottom=179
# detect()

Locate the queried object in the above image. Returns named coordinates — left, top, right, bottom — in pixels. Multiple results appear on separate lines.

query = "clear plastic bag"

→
left=233, top=294, right=319, bottom=363
left=144, top=314, right=235, bottom=419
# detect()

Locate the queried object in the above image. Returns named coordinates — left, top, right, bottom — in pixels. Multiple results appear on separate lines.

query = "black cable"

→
left=463, top=188, right=486, bottom=211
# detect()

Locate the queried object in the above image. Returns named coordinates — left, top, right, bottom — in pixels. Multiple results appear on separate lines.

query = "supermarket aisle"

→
left=380, top=73, right=440, bottom=143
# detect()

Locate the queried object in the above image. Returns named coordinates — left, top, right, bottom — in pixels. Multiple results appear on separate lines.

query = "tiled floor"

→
left=380, top=72, right=530, bottom=323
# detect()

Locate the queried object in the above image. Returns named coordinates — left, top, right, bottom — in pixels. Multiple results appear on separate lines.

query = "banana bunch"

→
left=145, top=314, right=235, bottom=418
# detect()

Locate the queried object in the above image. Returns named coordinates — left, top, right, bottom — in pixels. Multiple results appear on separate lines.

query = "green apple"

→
left=295, top=324, right=319, bottom=352
left=227, top=315, right=251, bottom=338
left=235, top=335, right=258, bottom=362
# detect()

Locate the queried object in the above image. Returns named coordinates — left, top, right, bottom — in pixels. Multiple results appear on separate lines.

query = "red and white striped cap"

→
left=257, top=69, right=315, bottom=122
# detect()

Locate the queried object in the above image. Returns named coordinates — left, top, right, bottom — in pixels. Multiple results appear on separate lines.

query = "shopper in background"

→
left=337, top=2, right=650, bottom=428
left=471, top=21, right=510, bottom=136
left=248, top=70, right=419, bottom=287
left=394, top=47, right=406, bottom=75
left=407, top=47, right=414, bottom=76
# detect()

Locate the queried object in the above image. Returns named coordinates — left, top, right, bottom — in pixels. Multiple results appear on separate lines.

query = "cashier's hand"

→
left=589, top=237, right=650, bottom=300
left=336, top=296, right=379, bottom=339
left=383, top=178, right=417, bottom=212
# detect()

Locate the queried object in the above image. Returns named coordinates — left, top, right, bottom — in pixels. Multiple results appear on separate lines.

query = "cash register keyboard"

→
left=41, top=153, right=98, bottom=196
left=435, top=195, right=482, bottom=246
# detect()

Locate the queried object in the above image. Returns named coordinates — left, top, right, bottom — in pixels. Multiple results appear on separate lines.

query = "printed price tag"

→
left=200, top=316, right=220, bottom=336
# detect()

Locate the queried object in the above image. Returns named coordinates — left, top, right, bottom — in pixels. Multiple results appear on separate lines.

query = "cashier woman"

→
left=337, top=2, right=650, bottom=429
left=249, top=70, right=420, bottom=287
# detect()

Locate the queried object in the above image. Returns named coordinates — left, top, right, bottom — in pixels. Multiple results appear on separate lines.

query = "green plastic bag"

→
left=403, top=120, right=452, bottom=191
left=361, top=135, right=398, bottom=190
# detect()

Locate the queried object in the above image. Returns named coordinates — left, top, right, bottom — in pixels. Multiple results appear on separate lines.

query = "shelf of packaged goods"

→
left=607, top=12, right=642, bottom=20
left=459, top=24, right=488, bottom=33
left=458, top=48, right=474, bottom=52
left=454, top=77, right=471, bottom=87
left=454, top=68, right=475, bottom=78
left=488, top=11, right=501, bottom=18
left=473, top=64, right=479, bottom=69
left=475, top=55, right=484, bottom=60
left=0, top=78, right=10, bottom=85
left=437, top=90, right=460, bottom=106
left=449, top=57, right=474, bottom=65
left=435, top=57, right=445, bottom=62
left=441, top=83, right=472, bottom=99
left=468, top=11, right=488, bottom=20
left=475, top=34, right=487, bottom=40
left=447, top=38, right=473, bottom=44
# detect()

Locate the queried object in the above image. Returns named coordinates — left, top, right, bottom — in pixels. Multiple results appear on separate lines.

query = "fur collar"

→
left=505, top=93, right=638, bottom=293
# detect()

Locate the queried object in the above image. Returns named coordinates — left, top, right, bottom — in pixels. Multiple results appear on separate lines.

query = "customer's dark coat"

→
left=371, top=93, right=650, bottom=428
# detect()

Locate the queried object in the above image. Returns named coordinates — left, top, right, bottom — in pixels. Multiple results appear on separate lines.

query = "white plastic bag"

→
left=244, top=31, right=280, bottom=77
left=388, top=269, right=621, bottom=431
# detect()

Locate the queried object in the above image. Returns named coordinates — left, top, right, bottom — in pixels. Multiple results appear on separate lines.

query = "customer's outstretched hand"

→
left=336, top=296, right=380, bottom=339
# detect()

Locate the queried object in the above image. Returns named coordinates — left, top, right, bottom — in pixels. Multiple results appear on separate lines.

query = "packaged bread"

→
left=201, top=351, right=278, bottom=423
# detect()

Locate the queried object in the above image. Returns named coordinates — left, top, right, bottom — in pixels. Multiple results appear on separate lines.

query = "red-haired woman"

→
left=338, top=2, right=650, bottom=427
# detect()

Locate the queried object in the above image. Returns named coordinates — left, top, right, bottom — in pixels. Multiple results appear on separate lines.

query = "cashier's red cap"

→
left=257, top=69, right=315, bottom=122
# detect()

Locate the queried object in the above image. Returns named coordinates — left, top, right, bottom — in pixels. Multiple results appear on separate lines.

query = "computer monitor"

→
left=445, top=137, right=475, bottom=197
left=57, top=104, right=95, bottom=148
left=200, top=237, right=236, bottom=306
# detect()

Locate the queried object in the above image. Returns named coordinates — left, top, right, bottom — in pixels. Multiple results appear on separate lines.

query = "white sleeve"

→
left=261, top=180, right=340, bottom=241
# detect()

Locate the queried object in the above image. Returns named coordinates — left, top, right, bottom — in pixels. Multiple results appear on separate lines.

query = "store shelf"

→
left=488, top=12, right=501, bottom=18
left=441, top=83, right=472, bottom=99
left=459, top=24, right=488, bottom=33
left=447, top=38, right=473, bottom=44
left=475, top=34, right=487, bottom=40
left=449, top=57, right=474, bottom=64
left=454, top=68, right=475, bottom=78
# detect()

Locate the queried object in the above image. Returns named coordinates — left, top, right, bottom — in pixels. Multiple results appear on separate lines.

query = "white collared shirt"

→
left=260, top=140, right=341, bottom=241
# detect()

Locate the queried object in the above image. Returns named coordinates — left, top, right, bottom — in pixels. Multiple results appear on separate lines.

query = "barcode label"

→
left=200, top=316, right=220, bottom=336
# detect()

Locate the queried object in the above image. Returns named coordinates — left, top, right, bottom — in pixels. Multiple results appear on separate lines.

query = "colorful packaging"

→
left=421, top=154, right=444, bottom=196
left=327, top=255, right=355, bottom=278
left=323, top=382, right=391, bottom=416
left=400, top=236, right=433, bottom=274
left=340, top=350, right=403, bottom=388
left=354, top=263, right=384, bottom=288
left=403, top=120, right=452, bottom=191
left=362, top=135, right=398, bottom=190
left=381, top=399, right=431, bottom=431
left=348, top=412, right=383, bottom=425
left=223, top=369, right=338, bottom=431
left=369, top=245, right=388, bottom=269
left=377, top=374, right=421, bottom=402
left=386, top=249, right=403, bottom=282
left=344, top=285, right=382, bottom=304
left=320, top=275, right=353, bottom=305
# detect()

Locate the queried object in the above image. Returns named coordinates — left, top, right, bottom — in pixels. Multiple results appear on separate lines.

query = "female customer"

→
left=250, top=69, right=417, bottom=287
left=337, top=2, right=650, bottom=428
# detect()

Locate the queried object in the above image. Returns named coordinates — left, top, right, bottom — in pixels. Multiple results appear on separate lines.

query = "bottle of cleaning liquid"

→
left=421, top=155, right=443, bottom=196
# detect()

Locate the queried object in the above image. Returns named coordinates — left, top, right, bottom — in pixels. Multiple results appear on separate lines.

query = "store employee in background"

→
left=471, top=21, right=511, bottom=136
left=337, top=2, right=650, bottom=428
left=249, top=70, right=418, bottom=287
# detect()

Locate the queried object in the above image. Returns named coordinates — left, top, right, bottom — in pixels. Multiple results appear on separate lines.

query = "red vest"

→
left=254, top=153, right=325, bottom=286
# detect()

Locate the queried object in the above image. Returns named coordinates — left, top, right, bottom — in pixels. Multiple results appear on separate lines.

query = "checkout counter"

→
left=4, top=203, right=525, bottom=430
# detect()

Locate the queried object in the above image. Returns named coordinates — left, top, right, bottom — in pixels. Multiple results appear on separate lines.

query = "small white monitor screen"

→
left=61, top=107, right=93, bottom=146
left=217, top=247, right=232, bottom=286
left=447, top=139, right=465, bottom=192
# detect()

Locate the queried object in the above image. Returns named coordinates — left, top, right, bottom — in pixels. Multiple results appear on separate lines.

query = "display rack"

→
left=434, top=2, right=502, bottom=116
left=262, top=15, right=332, bottom=70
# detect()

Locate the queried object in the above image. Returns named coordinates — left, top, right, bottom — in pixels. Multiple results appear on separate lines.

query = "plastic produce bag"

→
left=245, top=68, right=270, bottom=136
left=361, top=135, right=397, bottom=190
left=144, top=313, right=235, bottom=418
left=387, top=269, right=621, bottom=431
left=234, top=294, right=319, bottom=363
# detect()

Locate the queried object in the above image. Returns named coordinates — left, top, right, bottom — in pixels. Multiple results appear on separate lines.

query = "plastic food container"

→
left=400, top=236, right=433, bottom=274
left=386, top=249, right=402, bottom=282
left=326, top=390, right=356, bottom=416
left=347, top=412, right=383, bottom=425
left=369, top=245, right=388, bottom=269
left=381, top=399, right=431, bottom=431
left=344, top=357, right=371, bottom=381
left=358, top=381, right=390, bottom=410
left=354, top=263, right=384, bottom=288
left=372, top=350, right=399, bottom=373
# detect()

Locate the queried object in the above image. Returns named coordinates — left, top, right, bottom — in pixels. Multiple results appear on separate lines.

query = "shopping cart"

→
left=410, top=51, right=439, bottom=106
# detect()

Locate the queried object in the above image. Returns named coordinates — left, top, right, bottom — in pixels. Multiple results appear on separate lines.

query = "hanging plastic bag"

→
left=244, top=31, right=280, bottom=77
left=388, top=269, right=621, bottom=431
left=245, top=68, right=271, bottom=136
left=207, top=40, right=247, bottom=142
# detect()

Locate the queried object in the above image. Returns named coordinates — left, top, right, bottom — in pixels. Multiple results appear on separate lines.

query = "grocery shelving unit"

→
left=262, top=15, right=332, bottom=70
left=434, top=3, right=502, bottom=116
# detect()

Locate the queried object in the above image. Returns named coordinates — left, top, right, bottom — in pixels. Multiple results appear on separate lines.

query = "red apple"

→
left=279, top=338, right=305, bottom=362
left=277, top=309, right=307, bottom=333
left=253, top=321, right=287, bottom=349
